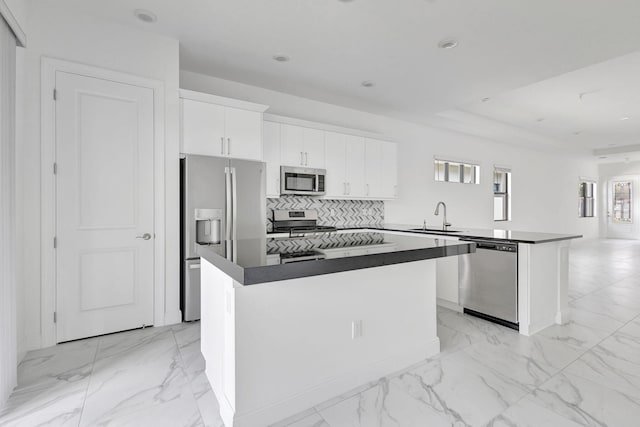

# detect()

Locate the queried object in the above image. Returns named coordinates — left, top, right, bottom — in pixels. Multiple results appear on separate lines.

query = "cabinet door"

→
left=303, top=127, right=325, bottom=168
left=224, top=107, right=262, bottom=160
left=345, top=135, right=366, bottom=198
left=181, top=99, right=225, bottom=156
left=263, top=121, right=281, bottom=198
left=324, top=131, right=347, bottom=197
left=280, top=124, right=305, bottom=167
left=364, top=138, right=383, bottom=198
left=380, top=142, right=398, bottom=198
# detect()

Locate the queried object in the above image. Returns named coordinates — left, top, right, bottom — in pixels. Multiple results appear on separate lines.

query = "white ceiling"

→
left=50, top=0, right=640, bottom=154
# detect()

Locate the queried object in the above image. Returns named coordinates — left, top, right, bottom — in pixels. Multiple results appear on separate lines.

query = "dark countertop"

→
left=267, top=224, right=582, bottom=244
left=197, top=231, right=475, bottom=285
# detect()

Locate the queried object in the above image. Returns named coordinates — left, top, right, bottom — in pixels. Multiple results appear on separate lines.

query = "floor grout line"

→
left=76, top=337, right=101, bottom=427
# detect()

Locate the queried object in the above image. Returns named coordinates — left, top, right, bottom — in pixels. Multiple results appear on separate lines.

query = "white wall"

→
left=19, top=1, right=181, bottom=351
left=181, top=70, right=599, bottom=239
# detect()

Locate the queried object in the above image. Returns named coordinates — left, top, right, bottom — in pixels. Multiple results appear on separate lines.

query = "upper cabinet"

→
left=280, top=124, right=325, bottom=168
left=262, top=118, right=398, bottom=200
left=180, top=90, right=268, bottom=161
left=325, top=132, right=366, bottom=198
left=365, top=138, right=398, bottom=199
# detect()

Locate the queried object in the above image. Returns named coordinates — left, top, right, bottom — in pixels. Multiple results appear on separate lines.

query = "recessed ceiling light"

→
left=481, top=97, right=490, bottom=103
left=536, top=118, right=545, bottom=122
left=573, top=131, right=582, bottom=136
left=272, top=54, right=291, bottom=62
left=134, top=9, right=157, bottom=23
left=438, top=38, right=458, bottom=49
left=361, top=80, right=375, bottom=88
left=620, top=116, right=630, bottom=121
left=599, top=156, right=608, bottom=159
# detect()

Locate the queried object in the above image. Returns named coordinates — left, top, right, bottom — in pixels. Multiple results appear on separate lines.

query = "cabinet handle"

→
left=366, top=184, right=370, bottom=196
left=300, top=152, right=304, bottom=166
left=220, top=137, right=225, bottom=155
left=348, top=183, right=351, bottom=194
left=305, top=152, right=309, bottom=166
left=343, top=183, right=347, bottom=195
left=227, top=138, right=231, bottom=155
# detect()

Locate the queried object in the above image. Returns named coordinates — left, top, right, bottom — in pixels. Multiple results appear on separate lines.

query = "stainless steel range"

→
left=272, top=210, right=337, bottom=237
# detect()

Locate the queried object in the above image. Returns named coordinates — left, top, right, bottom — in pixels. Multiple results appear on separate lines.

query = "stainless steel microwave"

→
left=280, top=166, right=326, bottom=196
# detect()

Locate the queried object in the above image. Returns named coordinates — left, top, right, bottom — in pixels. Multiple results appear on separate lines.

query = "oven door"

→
left=280, top=166, right=325, bottom=195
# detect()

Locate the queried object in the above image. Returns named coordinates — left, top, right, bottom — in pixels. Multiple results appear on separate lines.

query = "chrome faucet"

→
left=434, top=202, right=452, bottom=231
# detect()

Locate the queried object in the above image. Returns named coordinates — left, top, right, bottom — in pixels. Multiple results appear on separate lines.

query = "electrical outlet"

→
left=361, top=207, right=368, bottom=215
left=330, top=208, right=336, bottom=216
left=351, top=320, right=363, bottom=339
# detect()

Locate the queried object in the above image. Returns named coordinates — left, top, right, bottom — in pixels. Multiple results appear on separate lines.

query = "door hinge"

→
left=53, top=88, right=57, bottom=101
left=53, top=236, right=57, bottom=249
left=53, top=163, right=57, bottom=175
left=53, top=311, right=57, bottom=323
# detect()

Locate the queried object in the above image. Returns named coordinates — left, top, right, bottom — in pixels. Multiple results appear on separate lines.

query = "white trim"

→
left=41, top=57, right=167, bottom=347
left=179, top=89, right=269, bottom=113
left=264, top=113, right=392, bottom=142
left=0, top=1, right=25, bottom=47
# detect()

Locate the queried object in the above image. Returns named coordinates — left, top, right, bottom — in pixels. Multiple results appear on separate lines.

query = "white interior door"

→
left=55, top=71, right=155, bottom=342
left=606, top=177, right=638, bottom=239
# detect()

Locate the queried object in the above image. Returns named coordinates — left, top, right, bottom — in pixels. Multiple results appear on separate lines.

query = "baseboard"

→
left=437, top=298, right=462, bottom=312
left=555, top=308, right=571, bottom=325
left=224, top=338, right=440, bottom=427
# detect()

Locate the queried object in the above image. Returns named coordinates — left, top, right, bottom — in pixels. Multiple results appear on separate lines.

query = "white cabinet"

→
left=365, top=138, right=398, bottom=199
left=263, top=121, right=281, bottom=198
left=280, top=124, right=325, bottom=168
left=180, top=90, right=268, bottom=161
left=325, top=132, right=366, bottom=198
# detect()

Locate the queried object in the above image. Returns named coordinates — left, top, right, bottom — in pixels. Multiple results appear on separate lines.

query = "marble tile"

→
left=462, top=332, right=583, bottom=390
left=16, top=337, right=98, bottom=391
left=537, top=322, right=610, bottom=351
left=529, top=372, right=640, bottom=427
left=570, top=295, right=640, bottom=324
left=95, top=325, right=175, bottom=361
left=564, top=328, right=640, bottom=399
left=0, top=377, right=88, bottom=427
left=190, top=373, right=225, bottom=427
left=486, top=397, right=584, bottom=427
left=436, top=309, right=518, bottom=346
left=80, top=330, right=194, bottom=426
left=437, top=324, right=476, bottom=357
left=270, top=408, right=325, bottom=427
left=566, top=307, right=625, bottom=334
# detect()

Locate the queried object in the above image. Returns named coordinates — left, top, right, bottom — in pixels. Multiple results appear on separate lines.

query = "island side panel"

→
left=232, top=260, right=439, bottom=426
left=518, top=242, right=563, bottom=336
left=201, top=259, right=237, bottom=425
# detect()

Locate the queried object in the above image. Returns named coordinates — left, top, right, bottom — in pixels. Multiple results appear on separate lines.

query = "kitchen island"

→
left=197, top=232, right=474, bottom=427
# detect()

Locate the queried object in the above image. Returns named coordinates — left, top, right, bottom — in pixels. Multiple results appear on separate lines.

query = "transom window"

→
left=434, top=159, right=480, bottom=184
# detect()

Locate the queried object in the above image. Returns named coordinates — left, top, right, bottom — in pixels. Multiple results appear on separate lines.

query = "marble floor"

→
left=2, top=238, right=640, bottom=426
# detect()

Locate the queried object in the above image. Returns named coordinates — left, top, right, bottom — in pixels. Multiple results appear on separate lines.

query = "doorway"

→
left=606, top=176, right=638, bottom=239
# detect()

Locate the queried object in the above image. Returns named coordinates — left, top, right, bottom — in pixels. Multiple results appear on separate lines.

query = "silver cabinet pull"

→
left=366, top=184, right=370, bottom=196
left=343, top=182, right=346, bottom=195
left=347, top=183, right=351, bottom=195
left=305, top=152, right=309, bottom=166
left=220, top=137, right=225, bottom=155
left=136, top=233, right=152, bottom=240
left=227, top=137, right=231, bottom=155
left=300, top=151, right=304, bottom=166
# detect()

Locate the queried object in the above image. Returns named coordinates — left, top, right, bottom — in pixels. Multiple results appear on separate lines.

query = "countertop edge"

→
left=197, top=240, right=475, bottom=286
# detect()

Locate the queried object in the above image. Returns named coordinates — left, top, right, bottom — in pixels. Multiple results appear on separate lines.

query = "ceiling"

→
left=50, top=0, right=640, bottom=155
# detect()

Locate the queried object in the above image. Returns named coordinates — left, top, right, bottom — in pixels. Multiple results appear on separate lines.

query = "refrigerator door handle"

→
left=231, top=167, right=238, bottom=240
left=225, top=166, right=232, bottom=240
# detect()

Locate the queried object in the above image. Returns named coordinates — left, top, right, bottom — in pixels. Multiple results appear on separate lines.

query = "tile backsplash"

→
left=266, top=196, right=384, bottom=232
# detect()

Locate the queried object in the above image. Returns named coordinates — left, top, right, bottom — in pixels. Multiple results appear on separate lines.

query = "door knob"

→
left=136, top=233, right=152, bottom=240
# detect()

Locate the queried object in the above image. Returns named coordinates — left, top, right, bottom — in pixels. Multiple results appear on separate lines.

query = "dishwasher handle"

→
left=461, top=239, right=517, bottom=252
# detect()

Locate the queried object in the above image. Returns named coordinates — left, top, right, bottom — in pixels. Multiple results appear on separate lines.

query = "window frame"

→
left=434, top=158, right=480, bottom=185
left=493, top=167, right=512, bottom=222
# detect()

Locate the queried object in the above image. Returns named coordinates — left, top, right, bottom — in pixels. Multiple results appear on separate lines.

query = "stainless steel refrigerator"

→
left=180, top=154, right=266, bottom=321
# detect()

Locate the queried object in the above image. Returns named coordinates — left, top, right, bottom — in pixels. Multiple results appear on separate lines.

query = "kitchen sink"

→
left=408, top=228, right=463, bottom=233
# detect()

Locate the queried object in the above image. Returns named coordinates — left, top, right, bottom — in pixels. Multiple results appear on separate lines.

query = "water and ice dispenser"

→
left=195, top=208, right=222, bottom=245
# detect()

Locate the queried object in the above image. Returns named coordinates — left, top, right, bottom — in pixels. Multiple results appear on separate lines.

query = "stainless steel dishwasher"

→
left=458, top=239, right=518, bottom=330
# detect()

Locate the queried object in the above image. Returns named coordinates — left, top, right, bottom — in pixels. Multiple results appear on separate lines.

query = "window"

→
left=493, top=168, right=511, bottom=221
left=434, top=159, right=480, bottom=184
left=613, top=181, right=632, bottom=223
left=578, top=180, right=596, bottom=218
